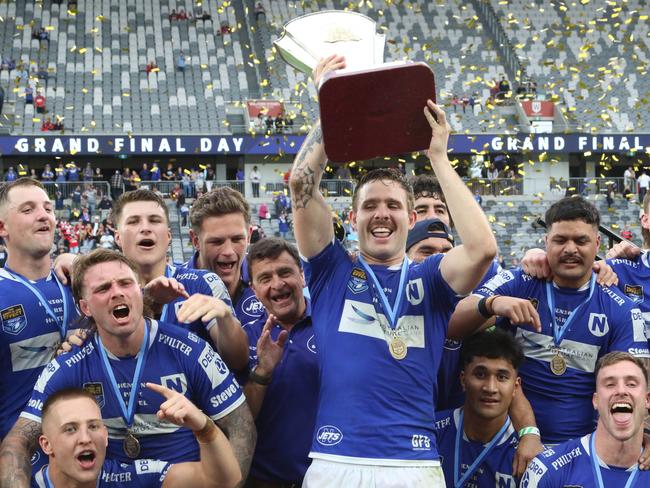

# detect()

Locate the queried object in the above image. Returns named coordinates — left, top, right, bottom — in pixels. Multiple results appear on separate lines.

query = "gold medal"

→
left=550, top=352, right=567, bottom=376
left=123, top=431, right=141, bottom=459
left=389, top=337, right=407, bottom=360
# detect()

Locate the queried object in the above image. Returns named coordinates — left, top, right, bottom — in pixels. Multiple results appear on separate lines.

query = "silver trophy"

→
left=274, top=10, right=386, bottom=74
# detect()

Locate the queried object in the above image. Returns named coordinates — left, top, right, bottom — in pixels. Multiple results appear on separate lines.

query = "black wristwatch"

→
left=249, top=365, right=272, bottom=385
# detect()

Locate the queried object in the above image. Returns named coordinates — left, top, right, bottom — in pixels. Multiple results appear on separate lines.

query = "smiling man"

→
left=434, top=329, right=522, bottom=487
left=0, top=178, right=80, bottom=479
left=450, top=196, right=650, bottom=444
left=0, top=249, right=256, bottom=488
left=34, top=386, right=241, bottom=488
left=240, top=237, right=318, bottom=487
left=289, top=54, right=496, bottom=486
left=522, top=352, right=650, bottom=487
left=185, top=187, right=265, bottom=325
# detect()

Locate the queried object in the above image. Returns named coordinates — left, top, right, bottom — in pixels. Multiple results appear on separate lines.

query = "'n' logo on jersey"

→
left=624, top=284, right=644, bottom=304
left=347, top=268, right=368, bottom=294
left=406, top=279, right=424, bottom=306
left=588, top=313, right=609, bottom=337
left=1, top=304, right=27, bottom=335
left=83, top=382, right=105, bottom=408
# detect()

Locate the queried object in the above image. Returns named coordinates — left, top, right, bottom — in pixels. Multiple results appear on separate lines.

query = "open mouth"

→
left=76, top=450, right=96, bottom=469
left=370, top=227, right=393, bottom=239
left=271, top=291, right=291, bottom=305
left=112, top=304, right=130, bottom=320
left=610, top=401, right=633, bottom=425
left=137, top=238, right=156, bottom=250
left=216, top=261, right=237, bottom=273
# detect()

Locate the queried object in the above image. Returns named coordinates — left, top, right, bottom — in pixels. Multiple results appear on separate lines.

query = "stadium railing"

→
left=42, top=181, right=111, bottom=200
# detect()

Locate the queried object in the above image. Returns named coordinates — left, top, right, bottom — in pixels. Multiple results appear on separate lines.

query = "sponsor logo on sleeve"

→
left=83, top=382, right=105, bottom=408
left=624, top=284, right=644, bottom=304
left=1, top=304, right=27, bottom=335
left=520, top=458, right=547, bottom=487
left=347, top=268, right=368, bottom=294
left=316, top=425, right=343, bottom=446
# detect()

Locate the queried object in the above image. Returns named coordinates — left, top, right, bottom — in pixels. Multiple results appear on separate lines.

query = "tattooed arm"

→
left=289, top=54, right=345, bottom=259
left=0, top=418, right=41, bottom=488
left=214, top=402, right=256, bottom=486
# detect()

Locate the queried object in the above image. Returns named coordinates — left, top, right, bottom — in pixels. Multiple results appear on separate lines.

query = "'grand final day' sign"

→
left=1, top=133, right=649, bottom=156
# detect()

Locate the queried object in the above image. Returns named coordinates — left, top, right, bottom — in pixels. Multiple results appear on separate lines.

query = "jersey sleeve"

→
left=473, top=267, right=524, bottom=298
left=520, top=456, right=552, bottom=488
left=303, top=239, right=352, bottom=302
left=132, top=459, right=172, bottom=487
left=608, top=302, right=650, bottom=358
left=20, top=356, right=73, bottom=423
left=185, top=340, right=246, bottom=421
left=242, top=321, right=262, bottom=372
left=419, top=254, right=461, bottom=310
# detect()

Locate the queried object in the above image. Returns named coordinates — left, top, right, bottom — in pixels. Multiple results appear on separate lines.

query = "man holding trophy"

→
left=284, top=12, right=499, bottom=486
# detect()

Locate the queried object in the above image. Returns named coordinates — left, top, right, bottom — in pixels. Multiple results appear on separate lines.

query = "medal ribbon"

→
left=453, top=410, right=512, bottom=488
left=589, top=432, right=639, bottom=488
left=357, top=255, right=409, bottom=330
left=4, top=267, right=69, bottom=341
left=159, top=265, right=173, bottom=323
left=545, top=273, right=596, bottom=346
left=96, top=320, right=150, bottom=430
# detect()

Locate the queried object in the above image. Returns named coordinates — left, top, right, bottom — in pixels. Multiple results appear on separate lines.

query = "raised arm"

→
left=424, top=101, right=497, bottom=294
left=289, top=55, right=345, bottom=258
left=0, top=418, right=41, bottom=488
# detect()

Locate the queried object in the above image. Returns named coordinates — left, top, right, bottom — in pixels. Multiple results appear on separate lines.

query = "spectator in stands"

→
left=145, top=60, right=158, bottom=76
left=177, top=51, right=186, bottom=72
left=177, top=8, right=188, bottom=20
left=451, top=95, right=460, bottom=112
left=461, top=94, right=469, bottom=113
left=275, top=115, right=284, bottom=134
left=624, top=166, right=636, bottom=196
left=67, top=162, right=80, bottom=182
left=55, top=162, right=67, bottom=182
left=41, top=163, right=54, bottom=181
left=24, top=86, right=34, bottom=104
left=34, top=92, right=47, bottom=114
left=4, top=166, right=17, bottom=182
left=197, top=10, right=211, bottom=21
left=163, top=162, right=176, bottom=180
left=255, top=2, right=266, bottom=22
left=278, top=211, right=290, bottom=239
left=236, top=167, right=245, bottom=182
left=206, top=167, right=215, bottom=191
left=93, top=166, right=103, bottom=181
left=474, top=190, right=483, bottom=207
left=220, top=20, right=231, bottom=35
left=15, top=63, right=28, bottom=84
left=169, top=8, right=178, bottom=21
left=621, top=224, right=633, bottom=241
left=250, top=165, right=262, bottom=198
left=51, top=117, right=64, bottom=131
left=638, top=170, right=650, bottom=202
left=110, top=169, right=124, bottom=199
left=41, top=117, right=54, bottom=131
left=150, top=162, right=161, bottom=181
left=258, top=202, right=269, bottom=220
left=98, top=193, right=112, bottom=211
left=71, top=185, right=82, bottom=209
left=498, top=76, right=511, bottom=99
left=84, top=185, right=97, bottom=215
left=140, top=163, right=151, bottom=181
left=83, top=162, right=93, bottom=181
left=98, top=227, right=115, bottom=249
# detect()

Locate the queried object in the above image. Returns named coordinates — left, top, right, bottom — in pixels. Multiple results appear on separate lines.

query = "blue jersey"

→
left=183, top=252, right=265, bottom=325
left=521, top=434, right=650, bottom=487
left=437, top=261, right=501, bottom=411
left=475, top=268, right=650, bottom=443
left=304, top=240, right=460, bottom=465
left=609, top=254, right=650, bottom=334
left=243, top=300, right=318, bottom=482
left=21, top=320, right=245, bottom=464
left=34, top=459, right=171, bottom=488
left=434, top=408, right=518, bottom=488
left=0, top=269, right=79, bottom=439
left=160, top=265, right=234, bottom=341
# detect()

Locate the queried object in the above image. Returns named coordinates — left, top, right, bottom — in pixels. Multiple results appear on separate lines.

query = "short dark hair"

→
left=460, top=329, right=524, bottom=370
left=352, top=168, right=414, bottom=211
left=544, top=196, right=600, bottom=228
left=111, top=189, right=169, bottom=226
left=595, top=351, right=648, bottom=386
left=410, top=174, right=445, bottom=203
left=71, top=248, right=140, bottom=304
left=42, top=388, right=99, bottom=424
left=0, top=177, right=47, bottom=215
left=190, top=187, right=251, bottom=234
left=247, top=237, right=302, bottom=281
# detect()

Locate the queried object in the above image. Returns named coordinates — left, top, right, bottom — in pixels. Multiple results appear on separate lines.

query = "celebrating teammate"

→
left=34, top=386, right=241, bottom=488
left=289, top=54, right=497, bottom=486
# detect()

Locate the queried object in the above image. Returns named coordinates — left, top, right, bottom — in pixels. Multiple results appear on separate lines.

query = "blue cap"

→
left=406, top=218, right=454, bottom=251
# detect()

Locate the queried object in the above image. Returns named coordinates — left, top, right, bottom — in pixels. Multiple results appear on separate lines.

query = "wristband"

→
left=249, top=365, right=272, bottom=385
left=518, top=426, right=541, bottom=438
left=477, top=297, right=491, bottom=318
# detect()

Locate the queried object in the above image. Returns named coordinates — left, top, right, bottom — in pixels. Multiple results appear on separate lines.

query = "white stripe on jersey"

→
left=9, top=332, right=59, bottom=372
left=104, top=414, right=183, bottom=438
left=338, top=299, right=426, bottom=348
left=516, top=329, right=601, bottom=373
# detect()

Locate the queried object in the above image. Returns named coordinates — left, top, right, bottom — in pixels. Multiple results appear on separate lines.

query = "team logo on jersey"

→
left=83, top=382, right=105, bottom=408
left=406, top=279, right=424, bottom=306
left=242, top=295, right=264, bottom=317
left=588, top=313, right=609, bottom=337
left=307, top=334, right=317, bottom=354
left=443, top=338, right=461, bottom=350
left=316, top=425, right=343, bottom=446
left=528, top=298, right=539, bottom=310
left=1, top=304, right=27, bottom=335
left=495, top=473, right=515, bottom=487
left=347, top=268, right=368, bottom=294
left=624, top=284, right=644, bottom=304
left=160, top=373, right=187, bottom=395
